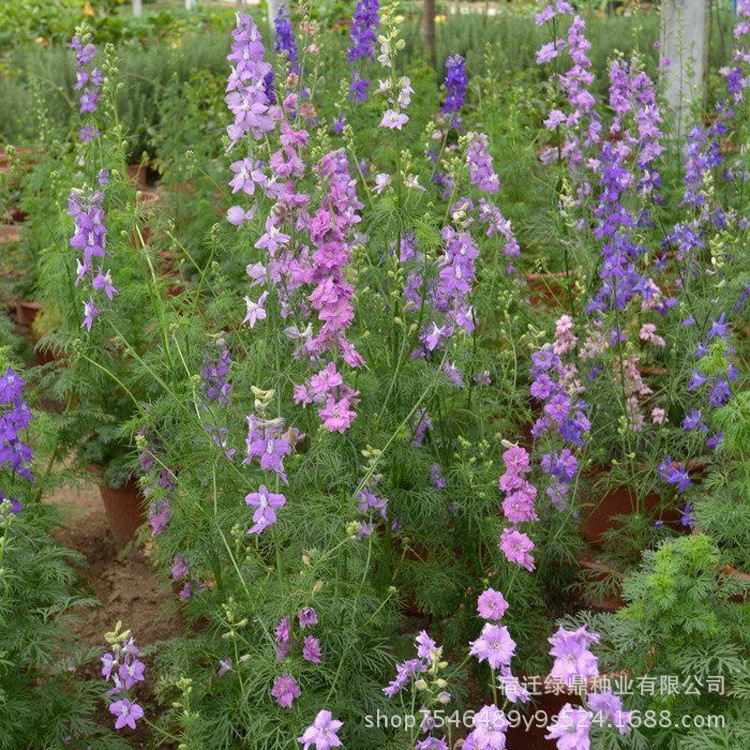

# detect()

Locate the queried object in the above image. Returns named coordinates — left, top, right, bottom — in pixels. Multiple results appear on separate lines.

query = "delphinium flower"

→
left=102, top=621, right=145, bottom=731
left=347, top=0, right=380, bottom=101
left=546, top=704, right=592, bottom=750
left=477, top=199, right=520, bottom=266
left=463, top=704, right=509, bottom=750
left=291, top=150, right=365, bottom=432
left=356, top=475, right=389, bottom=528
left=657, top=456, right=692, bottom=494
left=271, top=672, right=300, bottom=707
left=225, top=13, right=282, bottom=149
left=0, top=367, right=34, bottom=510
left=477, top=588, right=509, bottom=621
left=298, top=607, right=318, bottom=627
left=499, top=526, right=535, bottom=571
left=465, top=133, right=500, bottom=194
left=170, top=554, right=205, bottom=601
left=68, top=187, right=116, bottom=330
left=416, top=226, right=479, bottom=356
left=200, top=341, right=237, bottom=461
left=298, top=710, right=343, bottom=750
left=274, top=8, right=299, bottom=74
left=442, top=54, right=468, bottom=129
left=71, top=34, right=103, bottom=142
left=529, top=334, right=589, bottom=510
left=548, top=625, right=599, bottom=686
left=136, top=431, right=173, bottom=535
left=469, top=623, right=517, bottom=669
left=587, top=58, right=667, bottom=318
left=302, top=635, right=322, bottom=664
left=245, top=484, right=287, bottom=533
left=383, top=631, right=442, bottom=697
left=587, top=690, right=632, bottom=734
left=536, top=4, right=601, bottom=207
left=498, top=445, right=538, bottom=524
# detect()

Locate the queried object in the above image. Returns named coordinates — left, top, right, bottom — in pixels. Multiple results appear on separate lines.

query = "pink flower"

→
left=477, top=588, right=509, bottom=621
left=303, top=635, right=322, bottom=664
left=245, top=484, right=286, bottom=533
left=243, top=291, right=268, bottom=328
left=499, top=527, right=535, bottom=571
left=298, top=710, right=343, bottom=750
left=379, top=109, right=409, bottom=130
left=319, top=395, right=356, bottom=432
left=271, top=672, right=300, bottom=707
left=469, top=623, right=516, bottom=669
left=109, top=699, right=144, bottom=730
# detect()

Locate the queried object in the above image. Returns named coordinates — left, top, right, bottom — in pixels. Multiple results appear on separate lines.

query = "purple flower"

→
left=383, top=658, right=427, bottom=697
left=657, top=456, right=692, bottom=494
left=469, top=623, right=516, bottom=669
left=225, top=14, right=280, bottom=147
left=499, top=527, right=535, bottom=571
left=466, top=704, right=509, bottom=750
left=298, top=710, right=343, bottom=750
left=547, top=704, right=592, bottom=750
left=0, top=367, right=34, bottom=482
left=302, top=635, right=322, bottom=665
left=416, top=630, right=441, bottom=661
left=298, top=608, right=318, bottom=627
left=275, top=616, right=291, bottom=660
left=467, top=133, right=500, bottom=194
left=587, top=690, right=631, bottom=734
left=548, top=625, right=599, bottom=685
left=218, top=657, right=233, bottom=677
left=271, top=672, right=301, bottom=707
left=273, top=9, right=299, bottom=72
left=243, top=291, right=269, bottom=328
left=477, top=588, right=509, bottom=621
left=245, top=484, right=286, bottom=534
left=380, top=109, right=409, bottom=130
left=348, top=0, right=379, bottom=64
left=442, top=54, right=468, bottom=127
left=109, top=699, right=144, bottom=731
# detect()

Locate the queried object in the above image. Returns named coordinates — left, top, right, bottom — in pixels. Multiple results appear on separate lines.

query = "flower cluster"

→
left=68, top=187, right=116, bottom=331
left=442, top=54, right=468, bottom=128
left=383, top=630, right=443, bottom=697
left=102, top=622, right=145, bottom=731
left=347, top=0, right=380, bottom=101
left=274, top=9, right=299, bottom=73
left=272, top=608, right=322, bottom=708
left=0, top=367, right=34, bottom=511
left=71, top=35, right=103, bottom=142
left=226, top=13, right=281, bottom=148
left=498, top=445, right=538, bottom=524
left=466, top=133, right=500, bottom=194
left=547, top=626, right=632, bottom=748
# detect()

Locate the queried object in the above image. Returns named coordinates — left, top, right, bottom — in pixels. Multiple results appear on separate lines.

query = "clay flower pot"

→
left=127, top=162, right=149, bottom=187
left=90, top=466, right=145, bottom=546
left=15, top=300, right=42, bottom=328
left=581, top=483, right=673, bottom=545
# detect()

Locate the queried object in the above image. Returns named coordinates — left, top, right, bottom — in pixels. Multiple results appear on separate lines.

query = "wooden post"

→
left=132, top=0, right=142, bottom=17
left=185, top=0, right=195, bottom=10
left=267, top=0, right=286, bottom=29
left=423, top=0, right=437, bottom=70
left=661, top=0, right=709, bottom=133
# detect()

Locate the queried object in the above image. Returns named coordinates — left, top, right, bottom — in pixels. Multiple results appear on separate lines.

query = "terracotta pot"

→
left=15, top=300, right=42, bottom=327
left=581, top=482, right=680, bottom=546
left=91, top=467, right=145, bottom=545
left=127, top=162, right=149, bottom=187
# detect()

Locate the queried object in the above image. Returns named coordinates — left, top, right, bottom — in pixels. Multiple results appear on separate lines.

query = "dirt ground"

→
left=46, top=477, right=181, bottom=747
